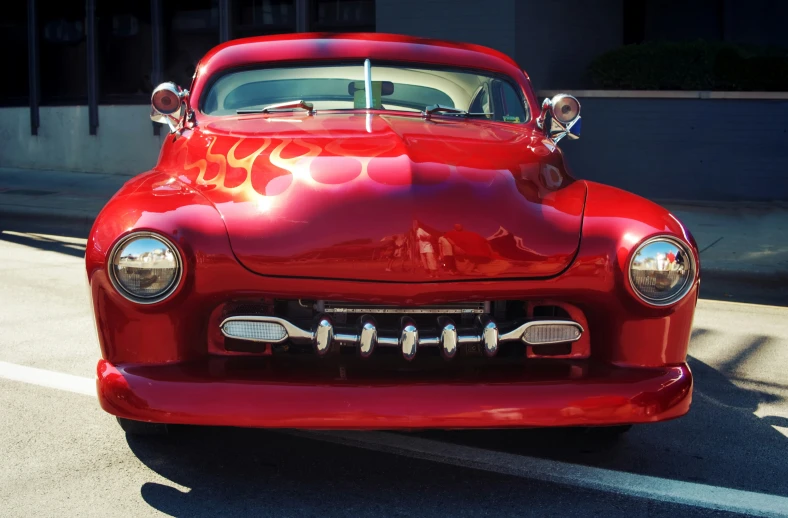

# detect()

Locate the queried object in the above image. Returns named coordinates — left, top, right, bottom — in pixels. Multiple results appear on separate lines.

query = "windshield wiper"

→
left=422, top=104, right=491, bottom=119
left=237, top=100, right=314, bottom=115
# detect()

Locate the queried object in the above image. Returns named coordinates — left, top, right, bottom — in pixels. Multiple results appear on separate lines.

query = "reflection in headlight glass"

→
left=630, top=239, right=693, bottom=304
left=112, top=237, right=179, bottom=299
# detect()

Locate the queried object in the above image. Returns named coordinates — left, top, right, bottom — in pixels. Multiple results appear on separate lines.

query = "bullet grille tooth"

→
left=359, top=316, right=377, bottom=358
left=314, top=318, right=334, bottom=356
left=481, top=319, right=499, bottom=357
left=439, top=318, right=458, bottom=360
left=400, top=317, right=418, bottom=361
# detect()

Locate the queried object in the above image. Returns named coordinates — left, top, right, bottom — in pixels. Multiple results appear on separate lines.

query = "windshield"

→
left=201, top=62, right=529, bottom=123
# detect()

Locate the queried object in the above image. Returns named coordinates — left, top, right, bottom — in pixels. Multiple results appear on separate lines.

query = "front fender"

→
left=85, top=171, right=235, bottom=364
left=575, top=181, right=700, bottom=367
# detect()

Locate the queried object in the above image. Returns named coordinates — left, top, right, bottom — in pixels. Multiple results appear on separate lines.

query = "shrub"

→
left=588, top=40, right=788, bottom=91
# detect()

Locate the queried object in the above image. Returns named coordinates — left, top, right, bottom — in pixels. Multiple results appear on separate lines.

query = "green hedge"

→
left=588, top=41, right=788, bottom=91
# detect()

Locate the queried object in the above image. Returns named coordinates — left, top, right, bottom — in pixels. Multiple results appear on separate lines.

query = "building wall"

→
left=561, top=98, right=788, bottom=201
left=645, top=0, right=788, bottom=48
left=723, top=0, right=788, bottom=48
left=0, top=106, right=163, bottom=175
left=376, top=0, right=623, bottom=89
left=515, top=0, right=623, bottom=90
left=376, top=0, right=517, bottom=57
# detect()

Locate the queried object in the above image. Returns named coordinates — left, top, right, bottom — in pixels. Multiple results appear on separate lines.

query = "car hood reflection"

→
left=173, top=113, right=586, bottom=281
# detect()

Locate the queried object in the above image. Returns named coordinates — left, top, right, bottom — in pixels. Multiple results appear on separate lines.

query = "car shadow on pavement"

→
left=0, top=215, right=89, bottom=260
left=699, top=270, right=788, bottom=307
left=127, top=426, right=663, bottom=517
left=0, top=227, right=86, bottom=259
left=125, top=354, right=788, bottom=516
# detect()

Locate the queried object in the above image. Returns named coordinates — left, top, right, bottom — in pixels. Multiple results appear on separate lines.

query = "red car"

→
left=86, top=33, right=698, bottom=436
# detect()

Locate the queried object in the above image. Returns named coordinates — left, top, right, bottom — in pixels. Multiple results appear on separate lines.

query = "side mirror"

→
left=537, top=94, right=581, bottom=144
left=150, top=82, right=188, bottom=133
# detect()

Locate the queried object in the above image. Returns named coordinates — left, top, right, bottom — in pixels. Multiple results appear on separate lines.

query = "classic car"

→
left=86, top=33, right=698, bottom=436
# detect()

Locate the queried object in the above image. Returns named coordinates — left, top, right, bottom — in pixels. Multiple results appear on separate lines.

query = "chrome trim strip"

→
left=323, top=307, right=487, bottom=315
left=377, top=336, right=399, bottom=347
left=457, top=334, right=483, bottom=344
left=321, top=302, right=488, bottom=315
left=333, top=332, right=359, bottom=345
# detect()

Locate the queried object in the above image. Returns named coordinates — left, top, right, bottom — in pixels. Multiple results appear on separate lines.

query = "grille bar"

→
left=320, top=301, right=489, bottom=314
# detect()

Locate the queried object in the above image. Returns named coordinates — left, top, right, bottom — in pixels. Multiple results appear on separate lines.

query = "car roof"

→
left=189, top=33, right=534, bottom=109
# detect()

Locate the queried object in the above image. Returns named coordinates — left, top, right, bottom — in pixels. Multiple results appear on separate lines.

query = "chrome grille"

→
left=220, top=315, right=583, bottom=360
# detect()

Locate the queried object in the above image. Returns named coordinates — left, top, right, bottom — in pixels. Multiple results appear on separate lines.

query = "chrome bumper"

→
left=221, top=315, right=583, bottom=361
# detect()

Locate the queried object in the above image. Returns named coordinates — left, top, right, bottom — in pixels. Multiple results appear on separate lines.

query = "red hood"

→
left=163, top=113, right=586, bottom=282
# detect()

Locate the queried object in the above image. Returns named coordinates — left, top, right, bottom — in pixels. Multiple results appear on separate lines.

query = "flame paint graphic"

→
left=186, top=137, right=275, bottom=199
left=184, top=134, right=402, bottom=202
left=268, top=138, right=323, bottom=184
left=180, top=129, right=540, bottom=205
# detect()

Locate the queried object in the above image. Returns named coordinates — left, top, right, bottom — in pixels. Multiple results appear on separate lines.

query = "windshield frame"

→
left=197, top=60, right=532, bottom=123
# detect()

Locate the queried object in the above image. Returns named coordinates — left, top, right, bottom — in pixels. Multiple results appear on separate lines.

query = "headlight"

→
left=629, top=236, right=696, bottom=306
left=109, top=232, right=182, bottom=304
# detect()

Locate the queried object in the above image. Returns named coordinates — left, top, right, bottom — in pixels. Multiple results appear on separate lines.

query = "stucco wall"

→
left=560, top=97, right=788, bottom=201
left=0, top=106, right=164, bottom=175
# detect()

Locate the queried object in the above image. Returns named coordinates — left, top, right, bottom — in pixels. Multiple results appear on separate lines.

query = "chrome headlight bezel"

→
left=108, top=231, right=183, bottom=304
left=628, top=235, right=697, bottom=307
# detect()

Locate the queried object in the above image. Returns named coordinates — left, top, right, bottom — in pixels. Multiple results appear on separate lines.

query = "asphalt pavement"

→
left=1, top=221, right=787, bottom=517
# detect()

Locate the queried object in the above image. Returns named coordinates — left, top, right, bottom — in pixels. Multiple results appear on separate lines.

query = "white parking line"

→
left=697, top=298, right=788, bottom=314
left=2, top=360, right=787, bottom=517
left=0, top=361, right=94, bottom=396
left=289, top=430, right=788, bottom=517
